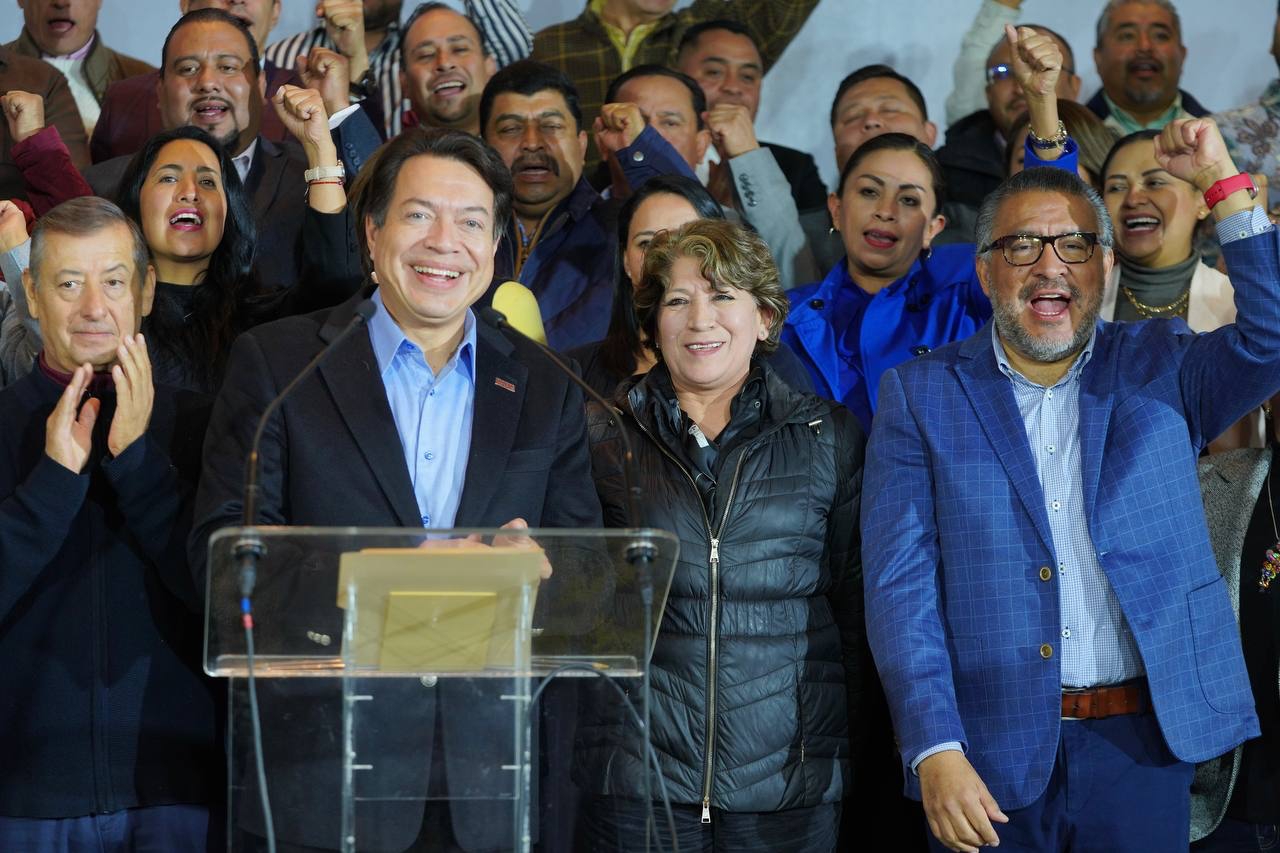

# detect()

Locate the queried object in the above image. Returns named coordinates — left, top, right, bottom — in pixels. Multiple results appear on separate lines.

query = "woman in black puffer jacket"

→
left=577, top=219, right=872, bottom=852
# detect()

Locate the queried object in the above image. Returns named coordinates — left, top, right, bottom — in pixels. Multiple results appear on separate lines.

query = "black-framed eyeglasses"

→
left=985, top=63, right=1076, bottom=85
left=979, top=232, right=1100, bottom=266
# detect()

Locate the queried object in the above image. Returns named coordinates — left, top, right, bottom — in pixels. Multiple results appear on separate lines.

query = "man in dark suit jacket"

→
left=89, top=0, right=298, bottom=162
left=191, top=127, right=601, bottom=851
left=81, top=9, right=379, bottom=294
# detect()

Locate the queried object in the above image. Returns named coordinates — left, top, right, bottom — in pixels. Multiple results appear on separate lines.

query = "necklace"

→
left=1262, top=470, right=1279, bottom=591
left=1121, top=285, right=1190, bottom=319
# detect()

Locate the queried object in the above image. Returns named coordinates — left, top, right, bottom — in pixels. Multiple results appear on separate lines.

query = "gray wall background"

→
left=4, top=0, right=1275, bottom=188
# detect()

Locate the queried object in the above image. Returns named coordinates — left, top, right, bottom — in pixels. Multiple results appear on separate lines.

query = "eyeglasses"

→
left=979, top=232, right=1100, bottom=266
left=985, top=63, right=1076, bottom=85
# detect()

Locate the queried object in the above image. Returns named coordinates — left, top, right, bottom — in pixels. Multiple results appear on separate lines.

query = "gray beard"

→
left=992, top=282, right=1101, bottom=363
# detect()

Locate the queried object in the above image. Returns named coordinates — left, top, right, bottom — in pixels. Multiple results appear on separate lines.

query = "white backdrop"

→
left=4, top=0, right=1275, bottom=187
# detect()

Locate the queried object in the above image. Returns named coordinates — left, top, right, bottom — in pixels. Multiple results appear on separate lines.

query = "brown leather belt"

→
left=1061, top=680, right=1149, bottom=719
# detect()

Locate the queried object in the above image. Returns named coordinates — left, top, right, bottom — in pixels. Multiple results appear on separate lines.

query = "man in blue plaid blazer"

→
left=863, top=117, right=1279, bottom=853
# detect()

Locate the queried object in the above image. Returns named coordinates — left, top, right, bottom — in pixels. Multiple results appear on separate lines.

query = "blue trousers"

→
left=577, top=796, right=839, bottom=853
left=925, top=713, right=1194, bottom=853
left=0, top=804, right=211, bottom=852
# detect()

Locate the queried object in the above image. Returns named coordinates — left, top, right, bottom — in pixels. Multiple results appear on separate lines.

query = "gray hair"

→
left=30, top=196, right=151, bottom=289
left=975, top=167, right=1114, bottom=260
left=1095, top=0, right=1182, bottom=48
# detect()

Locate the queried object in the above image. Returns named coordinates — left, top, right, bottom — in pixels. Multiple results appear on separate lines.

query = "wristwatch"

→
left=1203, top=173, right=1257, bottom=210
left=304, top=163, right=346, bottom=183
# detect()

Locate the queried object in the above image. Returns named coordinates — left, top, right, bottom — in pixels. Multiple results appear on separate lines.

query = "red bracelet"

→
left=1203, top=173, right=1257, bottom=209
left=307, top=178, right=344, bottom=186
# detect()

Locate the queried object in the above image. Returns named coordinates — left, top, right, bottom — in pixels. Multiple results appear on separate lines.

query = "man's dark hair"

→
left=676, top=19, right=757, bottom=59
left=605, top=64, right=707, bottom=131
left=349, top=127, right=514, bottom=277
left=975, top=167, right=1115, bottom=260
left=160, top=8, right=260, bottom=77
left=835, top=132, right=946, bottom=215
left=829, top=64, right=928, bottom=127
left=399, top=2, right=489, bottom=71
left=30, top=197, right=150, bottom=291
left=479, top=60, right=583, bottom=132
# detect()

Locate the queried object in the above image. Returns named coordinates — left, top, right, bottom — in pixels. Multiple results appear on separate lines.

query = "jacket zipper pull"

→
left=709, top=537, right=720, bottom=569
left=701, top=799, right=711, bottom=824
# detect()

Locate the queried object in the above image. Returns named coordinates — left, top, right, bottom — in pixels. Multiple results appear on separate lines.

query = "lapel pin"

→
left=494, top=377, right=517, bottom=393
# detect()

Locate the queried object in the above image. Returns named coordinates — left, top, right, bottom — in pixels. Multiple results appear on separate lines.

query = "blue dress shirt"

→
left=367, top=289, right=476, bottom=530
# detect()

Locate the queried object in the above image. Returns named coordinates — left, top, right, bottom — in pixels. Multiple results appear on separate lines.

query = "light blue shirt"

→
left=367, top=289, right=476, bottom=529
left=991, top=326, right=1144, bottom=689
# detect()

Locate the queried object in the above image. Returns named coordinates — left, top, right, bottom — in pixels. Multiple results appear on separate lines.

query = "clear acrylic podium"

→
left=204, top=526, right=679, bottom=853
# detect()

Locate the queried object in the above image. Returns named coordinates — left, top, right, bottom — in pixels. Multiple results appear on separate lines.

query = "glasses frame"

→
left=979, top=232, right=1101, bottom=266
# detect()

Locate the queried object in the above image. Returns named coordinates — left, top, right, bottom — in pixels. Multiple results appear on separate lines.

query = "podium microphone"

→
left=237, top=298, right=377, bottom=592
left=483, top=283, right=672, bottom=851
left=231, top=297, right=375, bottom=853
left=482, top=282, right=645, bottom=531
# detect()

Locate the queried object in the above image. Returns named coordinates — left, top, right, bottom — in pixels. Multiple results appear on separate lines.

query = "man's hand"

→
left=0, top=199, right=29, bottom=253
left=919, top=750, right=1008, bottom=853
left=316, top=0, right=369, bottom=81
left=45, top=364, right=99, bottom=473
left=704, top=103, right=758, bottom=159
left=107, top=334, right=154, bottom=458
left=1155, top=117, right=1238, bottom=194
left=593, top=102, right=646, bottom=161
left=1, top=90, right=45, bottom=144
left=1006, top=24, right=1061, bottom=104
left=416, top=518, right=551, bottom=579
left=296, top=48, right=351, bottom=117
left=273, top=84, right=336, bottom=160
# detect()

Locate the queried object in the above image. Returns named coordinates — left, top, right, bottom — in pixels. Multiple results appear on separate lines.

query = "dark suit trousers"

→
left=925, top=713, right=1194, bottom=853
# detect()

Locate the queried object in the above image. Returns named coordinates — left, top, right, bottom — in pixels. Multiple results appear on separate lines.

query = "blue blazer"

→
left=861, top=228, right=1280, bottom=809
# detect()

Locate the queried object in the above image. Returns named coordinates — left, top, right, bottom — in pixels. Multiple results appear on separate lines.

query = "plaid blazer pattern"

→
left=531, top=0, right=818, bottom=168
left=861, top=228, right=1280, bottom=810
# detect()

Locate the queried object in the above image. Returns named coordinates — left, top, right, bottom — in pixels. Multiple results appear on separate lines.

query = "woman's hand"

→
left=1006, top=24, right=1063, bottom=159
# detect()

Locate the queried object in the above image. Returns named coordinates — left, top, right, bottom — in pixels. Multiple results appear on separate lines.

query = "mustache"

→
left=1125, top=54, right=1165, bottom=73
left=512, top=153, right=558, bottom=175
left=1017, top=277, right=1083, bottom=303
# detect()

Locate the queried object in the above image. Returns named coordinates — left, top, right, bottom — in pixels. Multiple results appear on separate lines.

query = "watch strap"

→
left=304, top=164, right=346, bottom=183
left=1203, top=172, right=1257, bottom=210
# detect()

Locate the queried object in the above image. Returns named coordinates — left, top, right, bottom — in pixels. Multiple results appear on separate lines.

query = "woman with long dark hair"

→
left=570, top=174, right=813, bottom=399
left=2, top=125, right=360, bottom=391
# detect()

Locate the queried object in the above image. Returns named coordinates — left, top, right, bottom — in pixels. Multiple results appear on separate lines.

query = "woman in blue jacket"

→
left=784, top=25, right=1079, bottom=432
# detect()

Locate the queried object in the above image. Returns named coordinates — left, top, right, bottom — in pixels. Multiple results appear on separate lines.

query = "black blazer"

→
left=191, top=289, right=602, bottom=851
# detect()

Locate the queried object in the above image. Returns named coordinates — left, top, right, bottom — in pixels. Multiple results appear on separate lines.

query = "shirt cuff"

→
left=1215, top=206, right=1274, bottom=245
left=328, top=102, right=361, bottom=130
left=911, top=741, right=964, bottom=775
